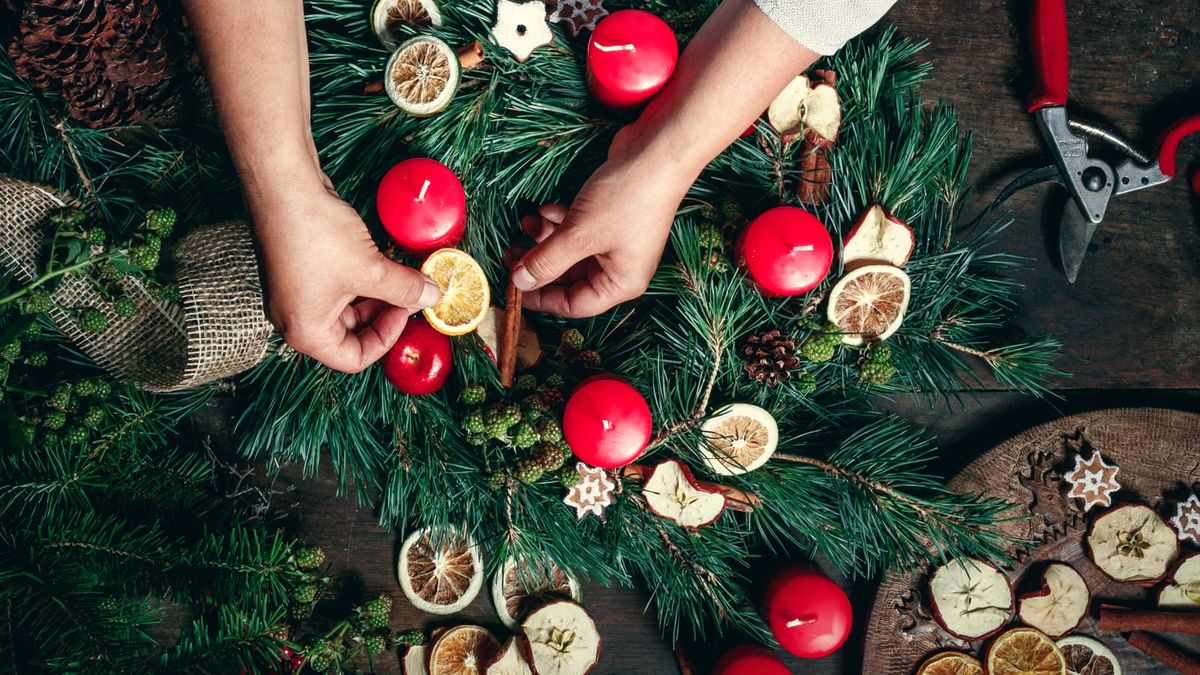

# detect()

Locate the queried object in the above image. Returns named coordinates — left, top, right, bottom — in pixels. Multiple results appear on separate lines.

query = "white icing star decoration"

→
left=1063, top=451, right=1121, bottom=512
left=492, top=0, right=554, bottom=63
left=1172, top=494, right=1200, bottom=544
left=563, top=462, right=617, bottom=520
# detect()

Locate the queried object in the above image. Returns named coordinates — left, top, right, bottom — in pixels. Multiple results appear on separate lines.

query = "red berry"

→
left=383, top=317, right=453, bottom=396
left=289, top=655, right=305, bottom=672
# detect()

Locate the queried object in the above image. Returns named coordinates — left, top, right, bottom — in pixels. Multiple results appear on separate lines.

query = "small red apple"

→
left=383, top=316, right=453, bottom=395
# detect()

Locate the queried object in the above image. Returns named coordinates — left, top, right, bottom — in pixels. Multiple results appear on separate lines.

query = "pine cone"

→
left=6, top=0, right=183, bottom=128
left=742, top=328, right=800, bottom=387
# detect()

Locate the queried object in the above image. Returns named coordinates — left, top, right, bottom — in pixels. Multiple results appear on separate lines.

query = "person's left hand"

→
left=512, top=142, right=694, bottom=318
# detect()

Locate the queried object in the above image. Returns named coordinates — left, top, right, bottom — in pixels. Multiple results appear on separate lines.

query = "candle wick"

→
left=593, top=42, right=637, bottom=53
left=417, top=179, right=431, bottom=201
left=791, top=244, right=815, bottom=253
left=601, top=419, right=613, bottom=431
left=785, top=615, right=817, bottom=628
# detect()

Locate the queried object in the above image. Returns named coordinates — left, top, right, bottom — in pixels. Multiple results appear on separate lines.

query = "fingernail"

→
left=512, top=265, right=537, bottom=291
left=418, top=279, right=442, bottom=308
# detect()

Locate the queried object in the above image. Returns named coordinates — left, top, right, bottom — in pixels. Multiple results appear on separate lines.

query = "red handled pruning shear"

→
left=994, top=0, right=1200, bottom=283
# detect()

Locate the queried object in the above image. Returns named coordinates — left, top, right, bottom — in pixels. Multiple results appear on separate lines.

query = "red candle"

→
left=735, top=206, right=833, bottom=296
left=714, top=645, right=790, bottom=675
left=376, top=158, right=467, bottom=257
left=586, top=10, right=678, bottom=109
left=765, top=566, right=852, bottom=659
left=562, top=375, right=652, bottom=469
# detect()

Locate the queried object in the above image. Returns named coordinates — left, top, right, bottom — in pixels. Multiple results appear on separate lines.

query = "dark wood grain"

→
left=221, top=2, right=1200, bottom=673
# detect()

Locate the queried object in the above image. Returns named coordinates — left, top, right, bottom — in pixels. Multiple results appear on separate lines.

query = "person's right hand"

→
left=251, top=180, right=442, bottom=373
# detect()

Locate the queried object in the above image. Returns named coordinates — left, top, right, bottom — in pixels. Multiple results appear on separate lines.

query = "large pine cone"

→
left=6, top=0, right=182, bottom=127
left=742, top=328, right=801, bottom=387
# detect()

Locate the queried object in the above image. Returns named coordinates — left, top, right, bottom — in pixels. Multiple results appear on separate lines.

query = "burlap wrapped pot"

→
left=0, top=175, right=274, bottom=391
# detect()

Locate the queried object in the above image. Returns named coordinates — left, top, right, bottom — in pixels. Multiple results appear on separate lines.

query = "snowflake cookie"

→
left=492, top=0, right=554, bottom=63
left=1172, top=494, right=1200, bottom=544
left=563, top=462, right=616, bottom=520
left=1063, top=451, right=1121, bottom=512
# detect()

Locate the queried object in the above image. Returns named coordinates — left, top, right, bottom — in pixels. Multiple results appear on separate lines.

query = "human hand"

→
left=511, top=142, right=694, bottom=317
left=252, top=180, right=442, bottom=373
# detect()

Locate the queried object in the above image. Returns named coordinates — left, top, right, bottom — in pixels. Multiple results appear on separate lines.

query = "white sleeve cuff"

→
left=753, top=0, right=900, bottom=55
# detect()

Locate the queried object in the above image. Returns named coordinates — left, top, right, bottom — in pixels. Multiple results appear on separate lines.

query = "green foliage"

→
left=230, top=6, right=1060, bottom=644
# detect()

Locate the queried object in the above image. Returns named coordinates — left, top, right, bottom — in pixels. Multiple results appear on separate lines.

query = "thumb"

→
left=368, top=258, right=442, bottom=309
left=512, top=224, right=589, bottom=291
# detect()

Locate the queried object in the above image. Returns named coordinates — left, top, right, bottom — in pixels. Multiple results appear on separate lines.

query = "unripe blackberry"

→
left=514, top=374, right=538, bottom=391
left=559, top=328, right=584, bottom=353
left=460, top=384, right=486, bottom=406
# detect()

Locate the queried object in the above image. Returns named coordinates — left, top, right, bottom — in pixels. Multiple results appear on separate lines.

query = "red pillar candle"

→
left=714, top=645, right=790, bottom=675
left=376, top=158, right=467, bottom=257
left=735, top=206, right=833, bottom=296
left=586, top=10, right=678, bottom=109
left=562, top=375, right=652, bottom=469
left=765, top=566, right=852, bottom=659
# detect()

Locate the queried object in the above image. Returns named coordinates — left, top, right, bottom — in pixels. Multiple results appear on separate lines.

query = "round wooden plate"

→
left=863, top=408, right=1200, bottom=673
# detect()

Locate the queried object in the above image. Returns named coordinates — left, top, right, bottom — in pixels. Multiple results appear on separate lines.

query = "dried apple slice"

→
left=641, top=459, right=727, bottom=529
left=842, top=204, right=916, bottom=269
left=521, top=600, right=601, bottom=675
left=1158, top=553, right=1200, bottom=608
left=1017, top=563, right=1090, bottom=639
left=1086, top=504, right=1179, bottom=584
left=928, top=557, right=1014, bottom=641
left=403, top=644, right=429, bottom=675
left=767, top=72, right=841, bottom=143
left=485, top=637, right=533, bottom=675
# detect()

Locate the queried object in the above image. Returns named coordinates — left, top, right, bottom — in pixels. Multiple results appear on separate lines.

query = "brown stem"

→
left=1100, top=606, right=1200, bottom=635
left=55, top=120, right=96, bottom=204
left=650, top=517, right=729, bottom=624
left=931, top=333, right=994, bottom=361
left=774, top=452, right=935, bottom=518
left=43, top=541, right=159, bottom=565
left=1127, top=631, right=1200, bottom=674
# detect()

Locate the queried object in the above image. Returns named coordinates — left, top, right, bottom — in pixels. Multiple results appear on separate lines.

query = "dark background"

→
left=194, top=1, right=1200, bottom=673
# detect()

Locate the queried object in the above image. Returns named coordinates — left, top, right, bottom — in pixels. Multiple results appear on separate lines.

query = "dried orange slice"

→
left=491, top=556, right=581, bottom=630
left=916, top=651, right=983, bottom=675
left=398, top=527, right=484, bottom=614
left=428, top=625, right=501, bottom=675
left=372, top=0, right=442, bottom=48
left=826, top=264, right=910, bottom=346
left=697, top=403, right=778, bottom=476
left=420, top=248, right=490, bottom=336
left=386, top=36, right=460, bottom=116
left=986, top=627, right=1067, bottom=675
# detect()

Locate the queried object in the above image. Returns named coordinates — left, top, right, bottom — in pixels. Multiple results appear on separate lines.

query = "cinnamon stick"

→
left=498, top=281, right=523, bottom=388
left=1099, top=605, right=1200, bottom=635
left=623, top=463, right=761, bottom=513
left=1127, top=631, right=1200, bottom=675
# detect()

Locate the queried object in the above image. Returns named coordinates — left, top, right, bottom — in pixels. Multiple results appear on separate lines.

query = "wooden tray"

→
left=863, top=408, right=1200, bottom=673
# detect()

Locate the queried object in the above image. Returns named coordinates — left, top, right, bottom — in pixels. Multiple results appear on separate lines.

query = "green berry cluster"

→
left=800, top=323, right=844, bottom=363
left=693, top=196, right=744, bottom=273
left=555, top=328, right=602, bottom=370
left=17, top=377, right=113, bottom=447
left=858, top=342, right=897, bottom=386
left=145, top=209, right=177, bottom=237
left=459, top=372, right=572, bottom=487
left=294, top=545, right=326, bottom=570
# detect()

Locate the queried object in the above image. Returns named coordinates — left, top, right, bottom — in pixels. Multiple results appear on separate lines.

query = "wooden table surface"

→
left=219, top=2, right=1200, bottom=673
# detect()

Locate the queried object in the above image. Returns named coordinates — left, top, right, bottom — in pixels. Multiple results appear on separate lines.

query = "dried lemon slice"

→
left=428, top=625, right=500, bottom=675
left=397, top=526, right=484, bottom=614
left=986, top=627, right=1067, bottom=675
left=826, top=264, right=910, bottom=346
left=386, top=36, right=459, bottom=116
left=372, top=0, right=442, bottom=48
left=697, top=403, right=778, bottom=476
left=420, top=248, right=490, bottom=336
